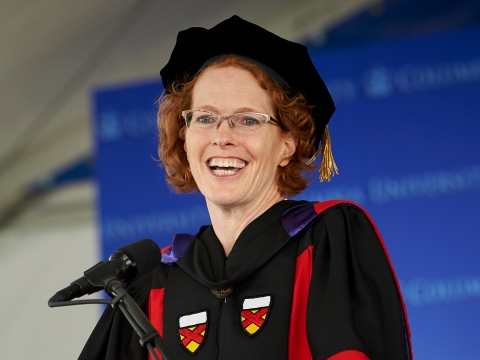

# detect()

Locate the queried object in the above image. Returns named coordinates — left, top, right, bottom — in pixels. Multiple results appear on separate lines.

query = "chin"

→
left=207, top=196, right=239, bottom=207
left=205, top=190, right=243, bottom=207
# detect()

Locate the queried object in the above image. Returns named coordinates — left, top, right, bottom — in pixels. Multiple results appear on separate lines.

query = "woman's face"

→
left=184, top=65, right=296, bottom=208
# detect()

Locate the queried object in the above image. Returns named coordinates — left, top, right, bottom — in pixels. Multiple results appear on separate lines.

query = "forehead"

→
left=191, top=65, right=274, bottom=114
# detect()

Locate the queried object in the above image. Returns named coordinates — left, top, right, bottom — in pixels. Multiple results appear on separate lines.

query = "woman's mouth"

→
left=208, top=158, right=247, bottom=176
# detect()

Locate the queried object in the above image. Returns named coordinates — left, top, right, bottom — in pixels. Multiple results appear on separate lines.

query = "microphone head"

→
left=110, top=239, right=161, bottom=282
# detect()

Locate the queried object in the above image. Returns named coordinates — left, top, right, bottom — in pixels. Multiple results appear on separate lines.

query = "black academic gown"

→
left=79, top=200, right=412, bottom=360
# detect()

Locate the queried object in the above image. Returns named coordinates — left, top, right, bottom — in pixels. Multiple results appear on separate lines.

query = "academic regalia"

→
left=79, top=200, right=412, bottom=360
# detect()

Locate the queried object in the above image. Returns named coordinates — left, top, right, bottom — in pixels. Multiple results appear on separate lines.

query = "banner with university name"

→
left=93, top=24, right=480, bottom=359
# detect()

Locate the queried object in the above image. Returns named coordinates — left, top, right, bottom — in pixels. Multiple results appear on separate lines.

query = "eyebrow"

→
left=194, top=105, right=263, bottom=114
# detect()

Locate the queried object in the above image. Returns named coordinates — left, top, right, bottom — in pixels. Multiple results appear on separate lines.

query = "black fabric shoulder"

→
left=78, top=270, right=155, bottom=360
left=127, top=269, right=154, bottom=298
left=306, top=204, right=411, bottom=360
left=152, top=261, right=172, bottom=288
left=311, top=210, right=327, bottom=248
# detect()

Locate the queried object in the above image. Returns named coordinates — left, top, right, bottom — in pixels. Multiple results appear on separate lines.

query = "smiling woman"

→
left=80, top=15, right=413, bottom=360
left=158, top=54, right=317, bottom=197
left=187, top=65, right=295, bottom=215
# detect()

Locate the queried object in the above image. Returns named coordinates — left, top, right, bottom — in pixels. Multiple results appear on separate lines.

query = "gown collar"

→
left=175, top=200, right=307, bottom=290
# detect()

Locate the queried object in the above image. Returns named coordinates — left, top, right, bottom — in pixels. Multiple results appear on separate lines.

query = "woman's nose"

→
left=211, top=118, right=236, bottom=146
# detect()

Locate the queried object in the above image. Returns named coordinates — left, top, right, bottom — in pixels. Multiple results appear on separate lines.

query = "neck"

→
left=206, top=191, right=285, bottom=256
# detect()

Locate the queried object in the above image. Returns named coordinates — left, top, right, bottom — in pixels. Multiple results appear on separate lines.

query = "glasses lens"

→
left=231, top=113, right=269, bottom=134
left=183, top=110, right=272, bottom=134
left=185, top=110, right=218, bottom=131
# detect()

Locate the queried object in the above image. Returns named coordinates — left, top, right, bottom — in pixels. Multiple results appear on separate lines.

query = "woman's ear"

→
left=279, top=132, right=297, bottom=167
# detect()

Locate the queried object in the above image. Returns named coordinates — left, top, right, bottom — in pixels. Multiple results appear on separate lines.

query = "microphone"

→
left=49, top=239, right=160, bottom=303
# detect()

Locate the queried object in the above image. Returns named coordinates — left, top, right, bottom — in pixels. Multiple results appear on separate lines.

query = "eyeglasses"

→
left=182, top=109, right=277, bottom=135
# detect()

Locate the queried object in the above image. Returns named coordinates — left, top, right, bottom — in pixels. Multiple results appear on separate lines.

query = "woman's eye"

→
left=240, top=117, right=260, bottom=126
left=196, top=116, right=215, bottom=124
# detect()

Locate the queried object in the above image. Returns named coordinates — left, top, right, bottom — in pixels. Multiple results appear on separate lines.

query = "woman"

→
left=80, top=16, right=412, bottom=360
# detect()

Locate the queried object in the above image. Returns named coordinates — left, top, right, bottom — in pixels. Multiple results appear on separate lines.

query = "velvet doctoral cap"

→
left=160, top=15, right=335, bottom=150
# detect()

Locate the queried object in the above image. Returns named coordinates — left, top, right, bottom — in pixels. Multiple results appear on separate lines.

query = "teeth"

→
left=209, top=158, right=246, bottom=169
left=212, top=169, right=237, bottom=176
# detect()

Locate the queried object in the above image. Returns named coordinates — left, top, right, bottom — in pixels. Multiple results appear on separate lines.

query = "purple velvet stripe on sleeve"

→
left=161, top=233, right=196, bottom=266
left=281, top=203, right=319, bottom=237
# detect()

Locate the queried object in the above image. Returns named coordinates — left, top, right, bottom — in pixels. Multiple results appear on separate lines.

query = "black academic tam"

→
left=160, top=15, right=335, bottom=151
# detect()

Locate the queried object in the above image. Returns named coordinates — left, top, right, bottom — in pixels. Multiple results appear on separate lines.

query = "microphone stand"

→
left=49, top=277, right=176, bottom=360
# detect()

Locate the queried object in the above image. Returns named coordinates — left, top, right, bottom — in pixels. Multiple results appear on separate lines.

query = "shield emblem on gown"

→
left=178, top=310, right=208, bottom=355
left=240, top=295, right=272, bottom=337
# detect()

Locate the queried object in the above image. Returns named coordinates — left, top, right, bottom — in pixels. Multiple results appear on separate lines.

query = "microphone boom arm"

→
left=49, top=277, right=176, bottom=360
left=47, top=239, right=174, bottom=358
left=107, top=279, right=176, bottom=360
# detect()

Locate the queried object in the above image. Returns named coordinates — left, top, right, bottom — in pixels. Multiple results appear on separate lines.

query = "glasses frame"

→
left=181, top=109, right=278, bottom=133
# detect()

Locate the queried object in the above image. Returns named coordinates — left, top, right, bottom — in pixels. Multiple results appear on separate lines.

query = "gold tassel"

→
left=319, top=126, right=338, bottom=181
left=307, top=126, right=338, bottom=182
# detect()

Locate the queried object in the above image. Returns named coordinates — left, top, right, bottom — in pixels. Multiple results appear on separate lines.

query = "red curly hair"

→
left=157, top=55, right=317, bottom=197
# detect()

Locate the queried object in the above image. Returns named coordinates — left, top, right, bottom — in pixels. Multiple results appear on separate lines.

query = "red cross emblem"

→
left=240, top=295, right=272, bottom=337
left=178, top=310, right=208, bottom=355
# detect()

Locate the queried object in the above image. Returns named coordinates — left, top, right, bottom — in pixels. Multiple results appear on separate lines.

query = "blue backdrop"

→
left=93, top=24, right=480, bottom=359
